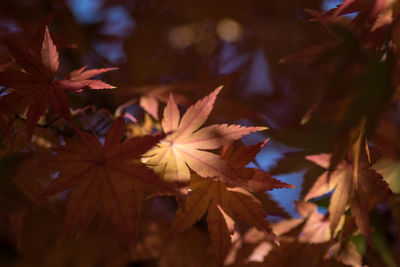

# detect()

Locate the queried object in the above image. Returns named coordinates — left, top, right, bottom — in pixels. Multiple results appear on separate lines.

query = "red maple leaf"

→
left=0, top=27, right=116, bottom=135
left=42, top=116, right=171, bottom=245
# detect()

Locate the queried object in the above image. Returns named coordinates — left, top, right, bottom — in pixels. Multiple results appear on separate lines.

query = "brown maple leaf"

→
left=0, top=27, right=116, bottom=135
left=42, top=116, right=171, bottom=245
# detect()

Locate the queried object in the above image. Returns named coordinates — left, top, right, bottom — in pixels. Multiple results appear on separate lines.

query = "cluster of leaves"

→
left=0, top=25, right=294, bottom=266
left=0, top=0, right=400, bottom=266
left=269, top=0, right=400, bottom=265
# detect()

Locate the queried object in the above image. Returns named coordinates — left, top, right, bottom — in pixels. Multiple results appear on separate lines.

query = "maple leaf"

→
left=219, top=140, right=294, bottom=193
left=0, top=27, right=116, bottom=135
left=143, top=86, right=267, bottom=190
left=170, top=175, right=278, bottom=266
left=226, top=201, right=362, bottom=267
left=42, top=116, right=171, bottom=245
left=326, top=0, right=393, bottom=21
left=305, top=153, right=391, bottom=243
left=294, top=201, right=331, bottom=244
left=140, top=93, right=160, bottom=120
left=169, top=142, right=292, bottom=266
left=69, top=66, right=117, bottom=91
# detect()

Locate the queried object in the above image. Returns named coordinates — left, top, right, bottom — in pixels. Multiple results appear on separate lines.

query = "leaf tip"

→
left=42, top=25, right=54, bottom=46
left=211, top=85, right=224, bottom=97
left=215, top=85, right=224, bottom=92
left=167, top=91, right=177, bottom=106
left=257, top=126, right=268, bottom=131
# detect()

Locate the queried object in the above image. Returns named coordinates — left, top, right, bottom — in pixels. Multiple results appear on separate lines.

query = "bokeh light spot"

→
left=169, top=24, right=196, bottom=49
left=216, top=18, right=243, bottom=42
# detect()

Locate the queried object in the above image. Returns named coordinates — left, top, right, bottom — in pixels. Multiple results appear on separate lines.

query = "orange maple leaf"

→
left=170, top=174, right=278, bottom=266
left=220, top=140, right=294, bottom=193
left=42, top=116, right=170, bottom=245
left=305, top=153, right=391, bottom=244
left=170, top=141, right=292, bottom=266
left=143, top=86, right=267, bottom=190
left=228, top=201, right=362, bottom=266
left=0, top=27, right=116, bottom=134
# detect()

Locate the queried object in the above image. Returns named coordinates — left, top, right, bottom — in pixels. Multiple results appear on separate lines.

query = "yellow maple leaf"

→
left=143, top=86, right=266, bottom=189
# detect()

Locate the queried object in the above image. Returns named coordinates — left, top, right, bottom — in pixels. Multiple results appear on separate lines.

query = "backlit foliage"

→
left=0, top=0, right=400, bottom=266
